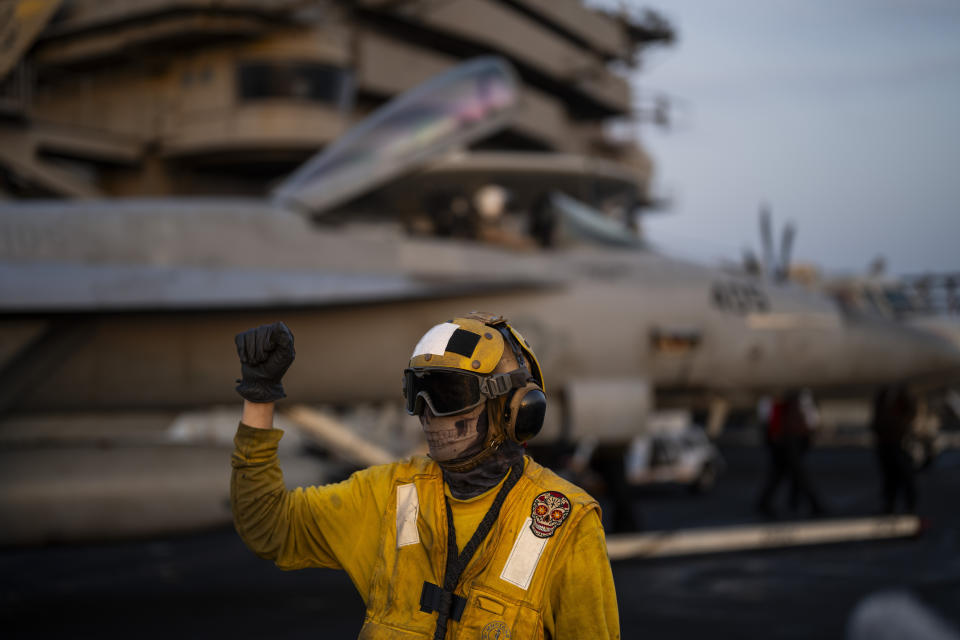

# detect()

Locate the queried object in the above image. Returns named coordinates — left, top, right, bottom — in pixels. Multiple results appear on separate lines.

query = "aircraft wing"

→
left=0, top=263, right=555, bottom=313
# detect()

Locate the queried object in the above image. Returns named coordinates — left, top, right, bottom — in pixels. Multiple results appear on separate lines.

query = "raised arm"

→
left=229, top=322, right=383, bottom=595
left=232, top=322, right=321, bottom=566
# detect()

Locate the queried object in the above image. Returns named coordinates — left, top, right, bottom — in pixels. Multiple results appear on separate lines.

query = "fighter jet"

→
left=741, top=209, right=960, bottom=465
left=819, top=269, right=960, bottom=463
left=2, top=58, right=958, bottom=542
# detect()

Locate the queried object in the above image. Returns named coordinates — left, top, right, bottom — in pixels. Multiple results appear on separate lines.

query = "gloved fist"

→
left=234, top=322, right=295, bottom=403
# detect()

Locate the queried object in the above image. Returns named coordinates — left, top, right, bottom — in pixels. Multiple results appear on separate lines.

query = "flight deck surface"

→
left=2, top=445, right=958, bottom=639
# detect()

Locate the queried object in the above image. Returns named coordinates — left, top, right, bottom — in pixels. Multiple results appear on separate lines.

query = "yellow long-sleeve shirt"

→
left=231, top=423, right=620, bottom=639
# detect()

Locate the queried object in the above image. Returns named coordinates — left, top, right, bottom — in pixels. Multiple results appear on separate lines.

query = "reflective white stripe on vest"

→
left=500, top=517, right=547, bottom=590
left=396, top=483, right=420, bottom=547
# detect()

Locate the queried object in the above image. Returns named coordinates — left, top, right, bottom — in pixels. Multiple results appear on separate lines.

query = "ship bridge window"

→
left=237, top=61, right=354, bottom=108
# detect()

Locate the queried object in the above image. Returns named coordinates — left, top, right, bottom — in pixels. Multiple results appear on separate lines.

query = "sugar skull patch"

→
left=529, top=491, right=571, bottom=538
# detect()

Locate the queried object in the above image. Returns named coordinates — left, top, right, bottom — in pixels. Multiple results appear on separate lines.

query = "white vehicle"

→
left=625, top=412, right=725, bottom=493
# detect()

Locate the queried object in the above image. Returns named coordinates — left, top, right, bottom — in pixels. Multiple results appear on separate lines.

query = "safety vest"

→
left=358, top=456, right=599, bottom=640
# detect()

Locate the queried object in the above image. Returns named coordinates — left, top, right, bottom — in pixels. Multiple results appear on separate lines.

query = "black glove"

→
left=234, top=322, right=295, bottom=403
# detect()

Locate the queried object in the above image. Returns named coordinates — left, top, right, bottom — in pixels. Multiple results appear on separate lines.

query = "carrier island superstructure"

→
left=0, top=0, right=673, bottom=202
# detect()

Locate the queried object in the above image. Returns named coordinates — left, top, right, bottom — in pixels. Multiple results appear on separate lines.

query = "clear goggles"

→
left=403, top=367, right=529, bottom=417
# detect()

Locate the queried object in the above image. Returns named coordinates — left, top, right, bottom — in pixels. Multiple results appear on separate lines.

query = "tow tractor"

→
left=625, top=411, right=725, bottom=493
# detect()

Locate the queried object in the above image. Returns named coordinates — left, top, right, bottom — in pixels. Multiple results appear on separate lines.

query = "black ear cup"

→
left=503, top=383, right=547, bottom=443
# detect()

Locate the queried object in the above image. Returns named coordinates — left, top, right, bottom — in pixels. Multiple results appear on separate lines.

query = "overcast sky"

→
left=588, top=0, right=960, bottom=276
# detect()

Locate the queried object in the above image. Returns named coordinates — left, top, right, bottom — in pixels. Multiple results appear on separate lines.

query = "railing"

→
left=902, top=273, right=960, bottom=315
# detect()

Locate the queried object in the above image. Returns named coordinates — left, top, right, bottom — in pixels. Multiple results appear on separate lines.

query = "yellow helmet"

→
left=409, top=316, right=507, bottom=376
left=403, top=312, right=546, bottom=447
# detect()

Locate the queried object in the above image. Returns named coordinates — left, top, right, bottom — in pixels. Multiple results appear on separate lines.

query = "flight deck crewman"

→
left=230, top=312, right=620, bottom=639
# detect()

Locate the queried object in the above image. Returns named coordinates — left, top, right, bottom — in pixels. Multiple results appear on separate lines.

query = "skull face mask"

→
left=419, top=403, right=488, bottom=462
